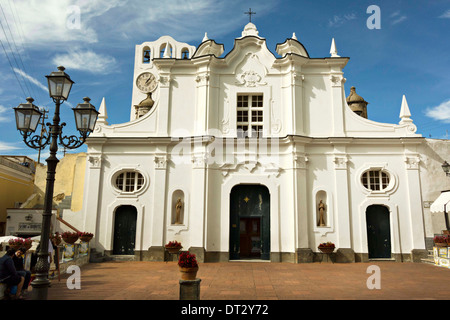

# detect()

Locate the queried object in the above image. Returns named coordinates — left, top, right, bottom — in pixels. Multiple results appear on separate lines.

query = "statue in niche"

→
left=175, top=198, right=183, bottom=224
left=318, top=200, right=326, bottom=227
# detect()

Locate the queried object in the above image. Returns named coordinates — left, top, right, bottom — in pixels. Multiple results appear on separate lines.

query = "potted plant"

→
left=318, top=241, right=335, bottom=254
left=434, top=235, right=449, bottom=247
left=50, top=232, right=62, bottom=246
left=165, top=240, right=182, bottom=254
left=79, top=232, right=94, bottom=242
left=61, top=231, right=79, bottom=244
left=8, top=238, right=32, bottom=251
left=178, top=251, right=198, bottom=280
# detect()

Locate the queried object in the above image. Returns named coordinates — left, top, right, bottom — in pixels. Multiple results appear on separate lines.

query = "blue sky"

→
left=0, top=0, right=449, bottom=161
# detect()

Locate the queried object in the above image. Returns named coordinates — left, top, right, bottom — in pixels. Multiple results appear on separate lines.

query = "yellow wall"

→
left=34, top=153, right=87, bottom=212
left=0, top=170, right=35, bottom=233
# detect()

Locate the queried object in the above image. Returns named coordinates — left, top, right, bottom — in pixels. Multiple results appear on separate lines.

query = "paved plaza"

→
left=40, top=260, right=450, bottom=300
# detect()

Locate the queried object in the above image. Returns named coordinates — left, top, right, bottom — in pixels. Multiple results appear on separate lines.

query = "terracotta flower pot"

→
left=63, top=236, right=79, bottom=244
left=179, top=266, right=199, bottom=280
left=166, top=246, right=182, bottom=254
left=318, top=246, right=335, bottom=254
left=80, top=235, right=93, bottom=242
left=435, top=243, right=448, bottom=247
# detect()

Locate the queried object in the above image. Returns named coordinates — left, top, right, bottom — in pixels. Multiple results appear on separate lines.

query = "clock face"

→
left=136, top=72, right=157, bottom=93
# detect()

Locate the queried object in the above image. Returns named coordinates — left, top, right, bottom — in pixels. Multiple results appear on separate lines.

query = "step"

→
left=108, top=255, right=136, bottom=261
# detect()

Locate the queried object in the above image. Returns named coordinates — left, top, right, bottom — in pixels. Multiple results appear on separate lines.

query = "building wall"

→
left=420, top=139, right=450, bottom=238
left=33, top=153, right=86, bottom=212
left=78, top=24, right=431, bottom=263
left=0, top=157, right=35, bottom=235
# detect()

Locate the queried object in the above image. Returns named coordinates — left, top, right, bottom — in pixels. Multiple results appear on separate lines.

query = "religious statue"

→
left=175, top=198, right=183, bottom=224
left=318, top=200, right=326, bottom=227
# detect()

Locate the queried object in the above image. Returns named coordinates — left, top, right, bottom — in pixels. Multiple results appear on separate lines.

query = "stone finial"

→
left=292, top=32, right=297, bottom=40
left=399, top=95, right=413, bottom=124
left=163, top=42, right=171, bottom=58
left=241, top=22, right=259, bottom=37
left=97, top=97, right=108, bottom=125
left=202, top=32, right=209, bottom=42
left=330, top=38, right=340, bottom=57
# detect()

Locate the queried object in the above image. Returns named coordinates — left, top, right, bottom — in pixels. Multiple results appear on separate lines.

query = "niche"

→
left=316, top=190, right=327, bottom=227
left=171, top=190, right=185, bottom=225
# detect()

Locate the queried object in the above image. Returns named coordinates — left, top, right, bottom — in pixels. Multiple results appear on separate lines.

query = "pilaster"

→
left=149, top=153, right=168, bottom=259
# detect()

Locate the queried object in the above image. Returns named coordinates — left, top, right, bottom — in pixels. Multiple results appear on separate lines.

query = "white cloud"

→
left=0, top=141, right=21, bottom=151
left=52, top=49, right=117, bottom=74
left=12, top=68, right=48, bottom=92
left=1, top=0, right=278, bottom=47
left=0, top=105, right=11, bottom=122
left=390, top=11, right=407, bottom=25
left=439, top=10, right=450, bottom=18
left=0, top=0, right=100, bottom=46
left=328, top=13, right=356, bottom=27
left=425, top=99, right=450, bottom=123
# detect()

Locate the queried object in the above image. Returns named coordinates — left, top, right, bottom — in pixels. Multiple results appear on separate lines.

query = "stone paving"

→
left=40, top=261, right=450, bottom=300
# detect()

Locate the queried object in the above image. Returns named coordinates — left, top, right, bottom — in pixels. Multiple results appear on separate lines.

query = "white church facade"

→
left=79, top=23, right=429, bottom=263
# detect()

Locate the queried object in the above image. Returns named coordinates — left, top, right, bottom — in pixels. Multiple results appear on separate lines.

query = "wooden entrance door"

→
left=113, top=205, right=137, bottom=255
left=230, top=184, right=270, bottom=260
left=366, top=205, right=391, bottom=259
left=240, top=217, right=261, bottom=259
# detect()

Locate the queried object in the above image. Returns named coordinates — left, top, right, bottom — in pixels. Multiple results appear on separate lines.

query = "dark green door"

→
left=230, top=185, right=270, bottom=260
left=113, top=205, right=137, bottom=255
left=366, top=205, right=391, bottom=259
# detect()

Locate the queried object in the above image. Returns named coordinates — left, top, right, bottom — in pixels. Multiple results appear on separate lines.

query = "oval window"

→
left=361, top=170, right=390, bottom=191
left=115, top=171, right=144, bottom=192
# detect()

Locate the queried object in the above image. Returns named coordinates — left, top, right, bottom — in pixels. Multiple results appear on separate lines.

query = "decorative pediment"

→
left=192, top=40, right=224, bottom=58
left=235, top=53, right=267, bottom=87
left=275, top=38, right=309, bottom=58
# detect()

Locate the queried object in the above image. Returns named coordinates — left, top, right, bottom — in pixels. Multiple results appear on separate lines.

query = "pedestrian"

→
left=0, top=248, right=25, bottom=300
left=13, top=247, right=32, bottom=296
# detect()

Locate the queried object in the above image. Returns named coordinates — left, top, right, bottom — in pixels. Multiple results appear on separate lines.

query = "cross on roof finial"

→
left=244, top=8, right=256, bottom=22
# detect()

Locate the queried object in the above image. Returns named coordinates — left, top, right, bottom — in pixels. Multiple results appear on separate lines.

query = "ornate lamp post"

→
left=14, top=66, right=99, bottom=300
left=443, top=161, right=450, bottom=177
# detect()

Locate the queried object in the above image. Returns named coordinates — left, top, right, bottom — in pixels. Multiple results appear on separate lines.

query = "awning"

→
left=430, top=191, right=450, bottom=213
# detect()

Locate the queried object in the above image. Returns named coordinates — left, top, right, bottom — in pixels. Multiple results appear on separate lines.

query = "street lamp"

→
left=14, top=66, right=99, bottom=300
left=442, top=161, right=450, bottom=177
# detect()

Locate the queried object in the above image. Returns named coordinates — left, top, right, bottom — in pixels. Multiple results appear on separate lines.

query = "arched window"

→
left=160, top=43, right=172, bottom=58
left=181, top=48, right=189, bottom=59
left=143, top=47, right=151, bottom=63
left=361, top=170, right=390, bottom=191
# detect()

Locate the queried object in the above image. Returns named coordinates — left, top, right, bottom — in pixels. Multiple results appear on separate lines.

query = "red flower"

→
left=62, top=231, right=79, bottom=238
left=8, top=238, right=32, bottom=246
left=165, top=240, right=182, bottom=248
left=80, top=232, right=93, bottom=237
left=318, top=242, right=335, bottom=248
left=434, top=235, right=449, bottom=243
left=178, top=251, right=198, bottom=268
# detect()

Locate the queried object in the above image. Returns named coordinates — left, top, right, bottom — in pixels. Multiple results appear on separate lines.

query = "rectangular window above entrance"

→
left=237, top=94, right=263, bottom=138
